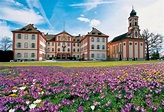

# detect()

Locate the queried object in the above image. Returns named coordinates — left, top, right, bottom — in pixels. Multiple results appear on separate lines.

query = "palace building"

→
left=12, top=8, right=145, bottom=61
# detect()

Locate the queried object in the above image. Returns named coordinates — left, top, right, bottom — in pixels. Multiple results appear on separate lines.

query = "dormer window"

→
left=98, top=33, right=102, bottom=35
left=92, top=32, right=95, bottom=35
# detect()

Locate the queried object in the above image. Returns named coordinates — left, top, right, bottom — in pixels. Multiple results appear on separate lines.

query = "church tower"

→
left=128, top=7, right=141, bottom=38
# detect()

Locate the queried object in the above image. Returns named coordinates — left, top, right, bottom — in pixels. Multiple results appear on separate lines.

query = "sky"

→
left=0, top=0, right=163, bottom=50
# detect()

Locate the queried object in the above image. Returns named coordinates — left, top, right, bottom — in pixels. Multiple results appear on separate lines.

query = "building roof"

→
left=111, top=33, right=128, bottom=42
left=130, top=8, right=137, bottom=17
left=86, top=27, right=108, bottom=37
left=45, top=34, right=55, bottom=41
left=73, top=35, right=83, bottom=42
left=12, top=24, right=41, bottom=33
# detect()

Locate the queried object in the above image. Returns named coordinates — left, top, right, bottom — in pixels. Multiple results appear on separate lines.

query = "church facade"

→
left=108, top=8, right=145, bottom=60
left=12, top=8, right=145, bottom=61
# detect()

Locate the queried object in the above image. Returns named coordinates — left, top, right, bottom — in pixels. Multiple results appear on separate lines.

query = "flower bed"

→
left=0, top=62, right=164, bottom=112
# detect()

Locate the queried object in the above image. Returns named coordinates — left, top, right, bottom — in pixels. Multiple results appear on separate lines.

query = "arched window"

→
left=91, top=45, right=94, bottom=49
left=102, top=45, right=105, bottom=49
left=91, top=37, right=94, bottom=42
left=17, top=34, right=21, bottom=39
left=31, top=53, right=35, bottom=58
left=31, top=35, right=35, bottom=40
left=17, top=43, right=21, bottom=48
left=135, top=31, right=138, bottom=38
left=97, top=45, right=100, bottom=49
left=91, top=54, right=94, bottom=58
left=24, top=53, right=28, bottom=58
left=24, top=42, right=28, bottom=48
left=58, top=48, right=60, bottom=51
left=31, top=43, right=35, bottom=48
left=77, top=49, right=79, bottom=52
left=73, top=49, right=76, bottom=52
left=68, top=48, right=70, bottom=52
left=17, top=53, right=21, bottom=58
left=102, top=53, right=105, bottom=58
left=97, top=53, right=100, bottom=58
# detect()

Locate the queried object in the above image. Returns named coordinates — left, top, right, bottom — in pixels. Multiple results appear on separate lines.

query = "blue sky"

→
left=0, top=0, right=163, bottom=44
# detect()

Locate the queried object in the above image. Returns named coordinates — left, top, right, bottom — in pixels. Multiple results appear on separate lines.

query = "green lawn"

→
left=0, top=60, right=161, bottom=67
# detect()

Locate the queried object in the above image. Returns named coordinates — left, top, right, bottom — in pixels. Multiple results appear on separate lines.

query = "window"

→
left=135, top=31, right=138, bottom=38
left=68, top=48, right=70, bottom=52
left=24, top=34, right=28, bottom=39
left=73, top=43, right=75, bottom=46
left=130, top=23, right=132, bottom=27
left=91, top=37, right=94, bottom=42
left=52, top=48, right=54, bottom=51
left=58, top=36, right=60, bottom=41
left=24, top=53, right=28, bottom=58
left=77, top=43, right=79, bottom=46
left=63, top=49, right=65, bottom=52
left=17, top=53, right=21, bottom=58
left=52, top=42, right=54, bottom=46
left=120, top=44, right=122, bottom=52
left=135, top=22, right=138, bottom=26
left=47, top=42, right=50, bottom=46
left=31, top=43, right=35, bottom=48
left=77, top=49, right=79, bottom=52
left=24, top=42, right=28, bottom=48
left=135, top=43, right=137, bottom=45
left=68, top=37, right=70, bottom=41
left=91, top=54, right=94, bottom=58
left=31, top=35, right=35, bottom=40
left=58, top=48, right=60, bottom=51
left=91, top=45, right=94, bottom=49
left=68, top=43, right=70, bottom=46
left=31, top=53, right=35, bottom=58
left=77, top=55, right=79, bottom=58
left=102, top=45, right=105, bottom=49
left=102, top=53, right=105, bottom=58
left=17, top=43, right=21, bottom=48
left=140, top=43, right=143, bottom=46
left=97, top=53, right=100, bottom=58
left=58, top=42, right=60, bottom=46
left=47, top=48, right=50, bottom=51
left=17, top=34, right=21, bottom=39
left=123, top=43, right=126, bottom=45
left=102, top=38, right=105, bottom=42
left=97, top=38, right=100, bottom=42
left=97, top=45, right=100, bottom=49
left=129, top=42, right=132, bottom=45
left=73, top=49, right=75, bottom=52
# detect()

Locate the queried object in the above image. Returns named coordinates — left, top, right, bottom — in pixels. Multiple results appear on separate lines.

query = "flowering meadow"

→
left=0, top=62, right=164, bottom=112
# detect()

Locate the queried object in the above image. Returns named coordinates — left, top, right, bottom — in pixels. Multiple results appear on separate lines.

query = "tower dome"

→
left=130, top=8, right=137, bottom=17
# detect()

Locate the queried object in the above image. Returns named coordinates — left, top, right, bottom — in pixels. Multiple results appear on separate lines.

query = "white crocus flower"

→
left=91, top=105, right=95, bottom=110
left=29, top=104, right=36, bottom=109
left=19, top=86, right=26, bottom=90
left=33, top=99, right=41, bottom=104
left=9, top=109, right=15, bottom=112
left=26, top=101, right=30, bottom=105
left=12, top=90, right=17, bottom=93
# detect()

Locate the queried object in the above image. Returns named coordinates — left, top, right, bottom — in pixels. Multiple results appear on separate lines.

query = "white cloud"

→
left=2, top=0, right=23, bottom=6
left=90, top=19, right=101, bottom=26
left=70, top=0, right=118, bottom=11
left=0, top=7, right=44, bottom=25
left=77, top=17, right=90, bottom=23
left=0, top=21, right=12, bottom=40
left=77, top=16, right=101, bottom=27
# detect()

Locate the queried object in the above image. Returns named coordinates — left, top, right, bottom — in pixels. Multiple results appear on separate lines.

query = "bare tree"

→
left=0, top=37, right=12, bottom=51
left=142, top=29, right=163, bottom=60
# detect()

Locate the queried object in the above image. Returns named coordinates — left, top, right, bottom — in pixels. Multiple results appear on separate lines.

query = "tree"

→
left=0, top=37, right=12, bottom=51
left=142, top=29, right=163, bottom=60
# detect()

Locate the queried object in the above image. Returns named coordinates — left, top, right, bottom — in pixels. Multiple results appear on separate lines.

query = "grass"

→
left=0, top=60, right=161, bottom=67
